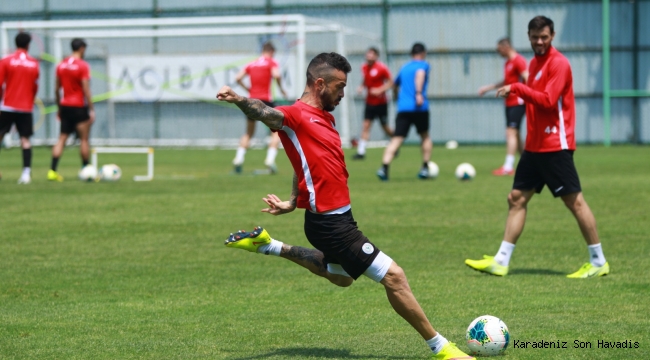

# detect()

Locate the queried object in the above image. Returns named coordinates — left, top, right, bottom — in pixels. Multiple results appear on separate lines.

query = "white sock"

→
left=503, top=154, right=515, bottom=171
left=357, top=139, right=367, bottom=155
left=265, top=147, right=278, bottom=165
left=22, top=167, right=31, bottom=175
left=233, top=147, right=246, bottom=165
left=588, top=243, right=606, bottom=267
left=257, top=239, right=283, bottom=256
left=494, top=240, right=515, bottom=266
left=426, top=333, right=449, bottom=354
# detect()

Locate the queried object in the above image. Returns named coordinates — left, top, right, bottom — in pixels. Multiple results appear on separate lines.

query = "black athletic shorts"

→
left=505, top=105, right=526, bottom=129
left=364, top=103, right=388, bottom=125
left=0, top=111, right=33, bottom=137
left=304, top=209, right=381, bottom=280
left=59, top=106, right=90, bottom=134
left=394, top=111, right=429, bottom=137
left=513, top=150, right=582, bottom=198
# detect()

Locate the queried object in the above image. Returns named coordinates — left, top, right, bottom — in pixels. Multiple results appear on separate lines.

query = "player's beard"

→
left=321, top=92, right=342, bottom=112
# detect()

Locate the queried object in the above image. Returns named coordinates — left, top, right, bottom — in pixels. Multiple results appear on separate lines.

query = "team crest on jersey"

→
left=534, top=70, right=543, bottom=81
left=370, top=68, right=378, bottom=77
left=362, top=243, right=374, bottom=254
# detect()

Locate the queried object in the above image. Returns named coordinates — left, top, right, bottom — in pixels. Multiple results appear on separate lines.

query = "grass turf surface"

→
left=0, top=145, right=648, bottom=359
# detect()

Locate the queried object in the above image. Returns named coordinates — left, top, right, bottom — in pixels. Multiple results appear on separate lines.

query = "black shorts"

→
left=59, top=106, right=90, bottom=134
left=304, top=209, right=381, bottom=280
left=513, top=150, right=582, bottom=198
left=0, top=111, right=33, bottom=137
left=364, top=104, right=388, bottom=125
left=505, top=105, right=526, bottom=129
left=394, top=111, right=429, bottom=137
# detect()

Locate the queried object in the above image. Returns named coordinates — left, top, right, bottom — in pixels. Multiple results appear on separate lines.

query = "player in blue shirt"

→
left=377, top=43, right=432, bottom=181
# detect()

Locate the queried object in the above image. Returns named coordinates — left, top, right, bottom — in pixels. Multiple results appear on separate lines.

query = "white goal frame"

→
left=91, top=147, right=154, bottom=181
left=1, top=15, right=380, bottom=147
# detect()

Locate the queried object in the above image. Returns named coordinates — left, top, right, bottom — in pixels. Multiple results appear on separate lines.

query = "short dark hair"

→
left=262, top=41, right=275, bottom=53
left=71, top=38, right=87, bottom=51
left=15, top=32, right=31, bottom=49
left=411, top=42, right=426, bottom=56
left=528, top=15, right=554, bottom=34
left=368, top=47, right=380, bottom=56
left=497, top=37, right=511, bottom=47
left=306, top=52, right=351, bottom=86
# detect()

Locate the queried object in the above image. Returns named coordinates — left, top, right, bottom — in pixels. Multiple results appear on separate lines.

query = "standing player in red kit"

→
left=48, top=38, right=94, bottom=182
left=0, top=32, right=40, bottom=184
left=232, top=42, right=287, bottom=174
left=478, top=38, right=528, bottom=176
left=217, top=53, right=474, bottom=360
left=465, top=16, right=609, bottom=278
left=353, top=47, right=393, bottom=160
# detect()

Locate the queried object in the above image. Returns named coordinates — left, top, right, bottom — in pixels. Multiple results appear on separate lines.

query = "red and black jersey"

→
left=56, top=57, right=91, bottom=108
left=511, top=46, right=576, bottom=153
left=276, top=101, right=351, bottom=213
left=503, top=53, right=527, bottom=107
left=0, top=49, right=39, bottom=113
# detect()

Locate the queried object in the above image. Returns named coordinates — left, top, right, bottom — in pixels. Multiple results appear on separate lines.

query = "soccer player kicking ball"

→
left=218, top=52, right=474, bottom=360
left=465, top=16, right=609, bottom=279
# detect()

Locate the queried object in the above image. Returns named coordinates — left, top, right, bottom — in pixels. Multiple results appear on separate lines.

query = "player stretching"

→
left=377, top=43, right=432, bottom=181
left=353, top=47, right=393, bottom=160
left=218, top=53, right=474, bottom=360
left=0, top=32, right=40, bottom=184
left=478, top=38, right=528, bottom=176
left=465, top=16, right=609, bottom=278
left=48, top=38, right=94, bottom=182
left=232, top=42, right=287, bottom=174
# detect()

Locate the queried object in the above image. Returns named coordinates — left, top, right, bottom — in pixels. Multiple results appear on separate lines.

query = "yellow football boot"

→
left=567, top=262, right=610, bottom=278
left=47, top=170, right=64, bottom=182
left=465, top=255, right=508, bottom=276
left=433, top=342, right=475, bottom=360
left=224, top=226, right=271, bottom=253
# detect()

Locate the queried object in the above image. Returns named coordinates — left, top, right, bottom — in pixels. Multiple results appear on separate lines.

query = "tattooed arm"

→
left=217, top=85, right=284, bottom=130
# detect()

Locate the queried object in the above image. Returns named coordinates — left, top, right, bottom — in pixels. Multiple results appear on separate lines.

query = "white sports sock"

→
left=233, top=147, right=246, bottom=165
left=588, top=243, right=606, bottom=267
left=494, top=240, right=516, bottom=266
left=22, top=167, right=31, bottom=175
left=357, top=139, right=367, bottom=155
left=426, top=333, right=449, bottom=354
left=265, top=147, right=278, bottom=165
left=257, top=239, right=283, bottom=256
left=503, top=154, right=515, bottom=171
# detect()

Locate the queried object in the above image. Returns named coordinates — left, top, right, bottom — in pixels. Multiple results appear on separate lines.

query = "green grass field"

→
left=0, top=145, right=648, bottom=359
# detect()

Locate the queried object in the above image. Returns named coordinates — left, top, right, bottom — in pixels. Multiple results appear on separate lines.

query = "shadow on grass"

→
left=509, top=268, right=565, bottom=276
left=231, top=347, right=414, bottom=359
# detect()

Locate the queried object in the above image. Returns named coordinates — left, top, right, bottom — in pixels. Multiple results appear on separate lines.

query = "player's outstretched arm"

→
left=217, top=85, right=284, bottom=130
left=261, top=173, right=298, bottom=216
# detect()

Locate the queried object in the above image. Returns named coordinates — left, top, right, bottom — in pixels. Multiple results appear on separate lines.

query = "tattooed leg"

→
left=280, top=244, right=353, bottom=287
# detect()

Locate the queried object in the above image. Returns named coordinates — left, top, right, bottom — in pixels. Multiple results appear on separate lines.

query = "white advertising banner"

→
left=107, top=54, right=296, bottom=102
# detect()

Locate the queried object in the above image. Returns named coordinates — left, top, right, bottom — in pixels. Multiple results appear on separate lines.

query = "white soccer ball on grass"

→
left=99, top=164, right=122, bottom=182
left=466, top=315, right=510, bottom=356
left=426, top=161, right=439, bottom=179
left=455, top=163, right=476, bottom=180
left=78, top=165, right=98, bottom=182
